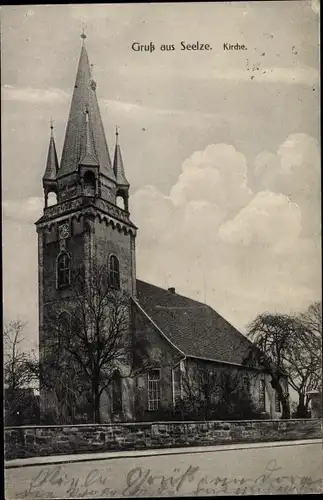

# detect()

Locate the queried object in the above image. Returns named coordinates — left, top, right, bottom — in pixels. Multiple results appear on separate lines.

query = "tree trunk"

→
left=296, top=393, right=308, bottom=418
left=92, top=382, right=101, bottom=424
left=305, top=395, right=310, bottom=413
left=280, top=395, right=290, bottom=419
left=271, top=377, right=290, bottom=419
left=204, top=400, right=209, bottom=421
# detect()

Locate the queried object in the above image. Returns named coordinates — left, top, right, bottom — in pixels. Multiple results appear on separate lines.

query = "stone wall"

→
left=5, top=419, right=321, bottom=461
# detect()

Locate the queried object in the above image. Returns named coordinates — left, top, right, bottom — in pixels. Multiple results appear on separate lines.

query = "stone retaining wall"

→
left=5, top=419, right=322, bottom=461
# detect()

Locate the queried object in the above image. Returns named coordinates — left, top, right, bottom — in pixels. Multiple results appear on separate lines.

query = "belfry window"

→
left=57, top=252, right=71, bottom=289
left=109, top=255, right=120, bottom=289
left=83, top=171, right=96, bottom=197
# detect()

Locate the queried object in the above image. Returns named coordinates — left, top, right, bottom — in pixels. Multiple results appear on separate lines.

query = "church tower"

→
left=35, top=35, right=137, bottom=408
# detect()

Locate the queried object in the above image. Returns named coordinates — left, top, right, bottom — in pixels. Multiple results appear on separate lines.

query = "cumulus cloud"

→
left=132, top=136, right=320, bottom=330
left=254, top=133, right=320, bottom=193
left=2, top=134, right=319, bottom=337
left=253, top=133, right=320, bottom=239
left=219, top=191, right=302, bottom=251
left=170, top=144, right=252, bottom=213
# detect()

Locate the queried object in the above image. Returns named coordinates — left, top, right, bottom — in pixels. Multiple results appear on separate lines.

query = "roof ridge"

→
left=136, top=278, right=221, bottom=310
left=136, top=279, right=251, bottom=343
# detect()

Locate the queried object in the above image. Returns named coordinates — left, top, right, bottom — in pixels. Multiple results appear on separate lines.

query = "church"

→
left=35, top=36, right=285, bottom=423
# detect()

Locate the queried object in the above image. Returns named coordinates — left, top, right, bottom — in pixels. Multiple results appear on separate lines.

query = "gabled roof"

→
left=135, top=280, right=257, bottom=367
left=58, top=44, right=114, bottom=180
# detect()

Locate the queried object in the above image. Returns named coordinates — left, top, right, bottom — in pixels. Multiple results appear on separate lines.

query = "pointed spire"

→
left=43, top=120, right=59, bottom=181
left=58, top=38, right=113, bottom=180
left=113, top=127, right=129, bottom=187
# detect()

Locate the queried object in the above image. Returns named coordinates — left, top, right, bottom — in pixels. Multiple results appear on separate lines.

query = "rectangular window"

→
left=259, top=379, right=266, bottom=411
left=148, top=369, right=160, bottom=411
left=275, top=391, right=281, bottom=412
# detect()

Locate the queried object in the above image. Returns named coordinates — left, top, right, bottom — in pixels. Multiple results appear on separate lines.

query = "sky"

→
left=1, top=2, right=321, bottom=350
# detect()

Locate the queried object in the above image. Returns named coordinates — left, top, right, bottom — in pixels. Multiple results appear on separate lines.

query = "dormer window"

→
left=109, top=255, right=120, bottom=289
left=56, top=252, right=71, bottom=289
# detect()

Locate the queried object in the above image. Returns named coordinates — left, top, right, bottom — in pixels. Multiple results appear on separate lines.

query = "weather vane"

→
left=81, top=23, right=87, bottom=43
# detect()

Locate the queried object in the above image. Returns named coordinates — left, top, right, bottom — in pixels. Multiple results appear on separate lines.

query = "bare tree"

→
left=298, top=301, right=322, bottom=389
left=284, top=302, right=322, bottom=417
left=4, top=321, right=35, bottom=424
left=247, top=304, right=322, bottom=419
left=246, top=313, right=293, bottom=419
left=180, top=364, right=218, bottom=419
left=27, top=345, right=89, bottom=423
left=180, top=364, right=261, bottom=420
left=43, top=259, right=151, bottom=423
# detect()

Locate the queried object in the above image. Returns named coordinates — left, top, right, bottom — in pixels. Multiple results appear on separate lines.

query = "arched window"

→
left=83, top=171, right=96, bottom=197
left=56, top=252, right=71, bottom=289
left=47, top=191, right=57, bottom=207
left=116, top=196, right=125, bottom=210
left=109, top=255, right=120, bottom=289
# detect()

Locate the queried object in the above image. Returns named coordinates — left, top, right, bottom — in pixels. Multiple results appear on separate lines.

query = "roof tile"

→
left=136, top=279, right=255, bottom=366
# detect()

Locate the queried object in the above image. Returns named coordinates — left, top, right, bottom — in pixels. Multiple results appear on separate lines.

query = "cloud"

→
left=169, top=144, right=252, bottom=213
left=219, top=191, right=302, bottom=251
left=114, top=61, right=319, bottom=87
left=101, top=98, right=227, bottom=122
left=254, top=134, right=320, bottom=202
left=253, top=133, right=320, bottom=239
left=211, top=64, right=319, bottom=86
left=2, top=85, right=70, bottom=104
left=2, top=196, right=43, bottom=223
left=2, top=218, right=39, bottom=351
left=131, top=136, right=320, bottom=330
left=2, top=135, right=320, bottom=339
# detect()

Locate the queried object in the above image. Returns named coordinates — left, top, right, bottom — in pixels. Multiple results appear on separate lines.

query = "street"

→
left=5, top=440, right=322, bottom=498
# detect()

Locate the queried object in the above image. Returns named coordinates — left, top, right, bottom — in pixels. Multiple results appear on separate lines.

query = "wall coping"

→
left=5, top=418, right=321, bottom=430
